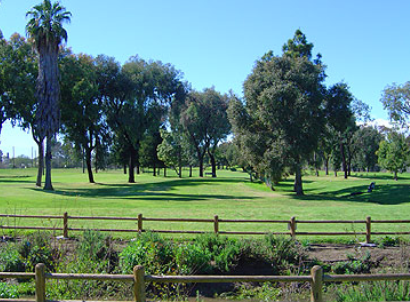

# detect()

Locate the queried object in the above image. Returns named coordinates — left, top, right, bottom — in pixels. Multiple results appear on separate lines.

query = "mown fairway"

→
left=0, top=168, right=409, bottom=239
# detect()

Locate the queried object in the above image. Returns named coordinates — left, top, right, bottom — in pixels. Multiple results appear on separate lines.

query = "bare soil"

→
left=305, top=243, right=410, bottom=271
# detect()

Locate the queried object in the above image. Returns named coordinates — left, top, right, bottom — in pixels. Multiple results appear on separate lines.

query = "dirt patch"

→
left=305, top=243, right=410, bottom=271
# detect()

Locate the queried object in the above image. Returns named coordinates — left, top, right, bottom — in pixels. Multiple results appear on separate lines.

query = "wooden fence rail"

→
left=2, top=264, right=410, bottom=302
left=1, top=213, right=410, bottom=242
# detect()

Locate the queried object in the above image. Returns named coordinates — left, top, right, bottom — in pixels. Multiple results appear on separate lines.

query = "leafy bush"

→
left=0, top=243, right=25, bottom=272
left=17, top=232, right=56, bottom=272
left=195, top=234, right=240, bottom=272
left=119, top=232, right=174, bottom=275
left=76, top=231, right=118, bottom=273
left=376, top=236, right=399, bottom=248
left=332, top=252, right=372, bottom=274
left=174, top=242, right=212, bottom=274
left=0, top=282, right=19, bottom=299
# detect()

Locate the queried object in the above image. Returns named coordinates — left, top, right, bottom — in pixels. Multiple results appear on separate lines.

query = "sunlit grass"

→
left=0, top=167, right=409, bottom=239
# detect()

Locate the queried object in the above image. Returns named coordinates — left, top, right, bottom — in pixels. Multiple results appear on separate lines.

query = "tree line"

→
left=0, top=1, right=409, bottom=194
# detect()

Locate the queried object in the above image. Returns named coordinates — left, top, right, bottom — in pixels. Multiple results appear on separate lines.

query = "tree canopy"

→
left=231, top=30, right=325, bottom=195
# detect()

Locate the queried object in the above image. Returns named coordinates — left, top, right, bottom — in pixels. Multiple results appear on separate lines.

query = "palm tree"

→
left=26, top=0, right=71, bottom=190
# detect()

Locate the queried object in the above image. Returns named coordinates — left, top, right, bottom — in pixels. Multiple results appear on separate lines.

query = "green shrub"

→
left=332, top=252, right=372, bottom=274
left=17, top=233, right=56, bottom=272
left=376, top=236, right=399, bottom=248
left=0, top=243, right=25, bottom=272
left=76, top=231, right=118, bottom=273
left=195, top=234, right=240, bottom=272
left=174, top=242, right=212, bottom=274
left=119, top=232, right=174, bottom=275
left=0, top=282, right=19, bottom=299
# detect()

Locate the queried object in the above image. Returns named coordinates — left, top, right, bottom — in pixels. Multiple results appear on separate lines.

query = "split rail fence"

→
left=2, top=263, right=410, bottom=302
left=1, top=213, right=410, bottom=242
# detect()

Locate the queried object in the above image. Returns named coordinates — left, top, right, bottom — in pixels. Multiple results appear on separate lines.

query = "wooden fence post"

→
left=138, top=214, right=143, bottom=233
left=63, top=212, right=68, bottom=238
left=310, top=265, right=323, bottom=302
left=35, top=263, right=46, bottom=302
left=214, top=215, right=219, bottom=234
left=290, top=216, right=296, bottom=238
left=133, top=265, right=146, bottom=302
left=366, top=216, right=371, bottom=243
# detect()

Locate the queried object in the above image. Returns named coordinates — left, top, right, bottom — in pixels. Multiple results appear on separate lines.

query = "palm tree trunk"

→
left=43, top=135, right=53, bottom=190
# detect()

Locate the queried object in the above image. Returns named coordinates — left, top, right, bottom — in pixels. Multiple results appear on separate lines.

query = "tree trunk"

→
left=153, top=162, right=156, bottom=176
left=208, top=150, right=217, bottom=177
left=294, top=165, right=304, bottom=195
left=340, top=140, right=348, bottom=179
left=394, top=170, right=398, bottom=181
left=164, top=167, right=167, bottom=177
left=314, top=152, right=319, bottom=177
left=189, top=165, right=193, bottom=177
left=82, top=148, right=85, bottom=174
left=123, top=164, right=127, bottom=174
left=43, top=135, right=53, bottom=190
left=198, top=156, right=204, bottom=177
left=35, top=139, right=44, bottom=187
left=324, top=158, right=329, bottom=175
left=128, top=148, right=136, bottom=183
left=177, top=146, right=182, bottom=178
left=85, top=148, right=94, bottom=183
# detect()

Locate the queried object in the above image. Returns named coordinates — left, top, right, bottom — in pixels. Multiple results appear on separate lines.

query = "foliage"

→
left=239, top=235, right=306, bottom=275
left=377, top=132, right=410, bottom=180
left=174, top=242, right=212, bottom=274
left=335, top=280, right=410, bottom=302
left=331, top=252, right=372, bottom=274
left=119, top=232, right=174, bottom=275
left=231, top=30, right=325, bottom=195
left=351, top=126, right=382, bottom=172
left=0, top=243, right=25, bottom=272
left=76, top=231, right=118, bottom=272
left=59, top=53, right=107, bottom=183
left=381, top=81, right=410, bottom=128
left=17, top=232, right=56, bottom=272
left=180, top=88, right=231, bottom=177
left=376, top=236, right=400, bottom=248
left=194, top=233, right=241, bottom=272
left=0, top=282, right=19, bottom=299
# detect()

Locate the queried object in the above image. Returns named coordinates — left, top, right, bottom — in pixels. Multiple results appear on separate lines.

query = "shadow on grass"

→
left=288, top=183, right=410, bottom=205
left=29, top=177, right=257, bottom=201
left=349, top=173, right=407, bottom=181
left=0, top=175, right=33, bottom=183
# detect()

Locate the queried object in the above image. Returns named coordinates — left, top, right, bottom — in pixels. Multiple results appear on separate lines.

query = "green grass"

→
left=0, top=167, right=410, bottom=239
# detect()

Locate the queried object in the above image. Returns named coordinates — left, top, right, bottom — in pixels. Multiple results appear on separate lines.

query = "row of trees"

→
left=0, top=1, right=409, bottom=194
left=0, top=0, right=232, bottom=189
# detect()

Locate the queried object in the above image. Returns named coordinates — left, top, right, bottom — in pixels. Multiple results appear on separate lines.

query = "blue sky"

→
left=0, top=0, right=409, bottom=156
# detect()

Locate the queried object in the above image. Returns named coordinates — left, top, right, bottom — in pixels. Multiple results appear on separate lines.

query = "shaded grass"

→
left=0, top=168, right=409, bottom=239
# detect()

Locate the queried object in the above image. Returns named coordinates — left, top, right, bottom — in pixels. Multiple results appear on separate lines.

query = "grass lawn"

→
left=0, top=167, right=409, bottom=240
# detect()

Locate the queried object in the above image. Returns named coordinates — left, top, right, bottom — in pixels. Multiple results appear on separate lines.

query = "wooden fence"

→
left=1, top=213, right=410, bottom=242
left=3, top=263, right=410, bottom=302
